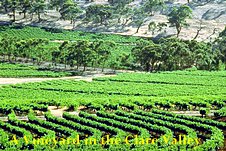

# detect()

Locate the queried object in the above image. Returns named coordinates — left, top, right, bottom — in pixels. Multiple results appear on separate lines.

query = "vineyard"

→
left=0, top=70, right=225, bottom=150
left=1, top=25, right=226, bottom=72
left=0, top=26, right=136, bottom=69
left=0, top=0, right=226, bottom=150
left=0, top=63, right=71, bottom=78
left=0, top=26, right=141, bottom=43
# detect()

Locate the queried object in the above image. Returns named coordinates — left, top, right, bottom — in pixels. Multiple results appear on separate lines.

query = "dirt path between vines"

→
left=0, top=74, right=116, bottom=85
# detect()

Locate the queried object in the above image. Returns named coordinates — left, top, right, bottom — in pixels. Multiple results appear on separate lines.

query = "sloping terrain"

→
left=0, top=0, right=225, bottom=41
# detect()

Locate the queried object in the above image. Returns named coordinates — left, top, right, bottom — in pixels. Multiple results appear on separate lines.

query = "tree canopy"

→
left=168, top=5, right=192, bottom=37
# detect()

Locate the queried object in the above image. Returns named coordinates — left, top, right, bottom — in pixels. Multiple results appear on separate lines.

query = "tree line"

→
left=132, top=26, right=226, bottom=72
left=0, top=32, right=225, bottom=72
left=132, top=38, right=224, bottom=71
left=52, top=40, right=115, bottom=71
left=0, top=0, right=195, bottom=37
left=0, top=34, right=115, bottom=71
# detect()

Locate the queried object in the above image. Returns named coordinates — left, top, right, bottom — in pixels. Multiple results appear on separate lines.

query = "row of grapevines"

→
left=11, top=80, right=226, bottom=97
left=78, top=111, right=159, bottom=150
left=78, top=111, right=151, bottom=139
left=44, top=112, right=102, bottom=139
left=114, top=110, right=198, bottom=144
left=95, top=111, right=179, bottom=148
left=0, top=26, right=140, bottom=43
left=0, top=70, right=71, bottom=78
left=0, top=63, right=36, bottom=70
left=28, top=112, right=77, bottom=137
left=0, top=129, right=9, bottom=150
left=0, top=103, right=48, bottom=115
left=161, top=70, right=226, bottom=77
left=8, top=112, right=55, bottom=138
left=151, top=109, right=226, bottom=130
left=0, top=121, right=33, bottom=150
left=135, top=110, right=224, bottom=151
left=63, top=112, right=127, bottom=140
left=214, top=107, right=226, bottom=117
left=94, top=72, right=226, bottom=87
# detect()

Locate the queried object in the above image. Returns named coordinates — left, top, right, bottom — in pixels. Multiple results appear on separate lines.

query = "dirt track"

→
left=0, top=74, right=115, bottom=85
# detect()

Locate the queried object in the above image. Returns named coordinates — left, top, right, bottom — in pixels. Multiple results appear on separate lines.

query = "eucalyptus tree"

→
left=49, top=0, right=66, bottom=10
left=132, top=39, right=162, bottom=72
left=131, top=8, right=149, bottom=33
left=93, top=40, right=115, bottom=72
left=216, top=38, right=226, bottom=68
left=14, top=38, right=49, bottom=64
left=19, top=0, right=32, bottom=18
left=0, top=0, right=11, bottom=13
left=32, top=39, right=49, bottom=65
left=143, top=0, right=165, bottom=16
left=0, top=34, right=18, bottom=61
left=59, top=0, right=81, bottom=26
left=90, top=40, right=101, bottom=68
left=213, top=29, right=226, bottom=69
left=51, top=48, right=61, bottom=67
left=168, top=5, right=192, bottom=37
left=59, top=41, right=70, bottom=68
left=31, top=0, right=46, bottom=22
left=15, top=40, right=28, bottom=61
left=159, top=38, right=191, bottom=70
left=85, top=4, right=112, bottom=25
left=218, top=27, right=226, bottom=61
left=108, top=0, right=132, bottom=24
left=8, top=0, right=19, bottom=22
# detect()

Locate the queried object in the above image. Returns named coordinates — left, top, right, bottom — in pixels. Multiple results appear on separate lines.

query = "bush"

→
left=200, top=108, right=210, bottom=117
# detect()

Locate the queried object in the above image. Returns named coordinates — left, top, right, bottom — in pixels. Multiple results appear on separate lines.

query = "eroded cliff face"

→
left=0, top=0, right=225, bottom=41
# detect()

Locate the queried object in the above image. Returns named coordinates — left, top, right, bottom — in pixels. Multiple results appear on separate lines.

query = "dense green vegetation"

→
left=0, top=1, right=225, bottom=150
left=0, top=70, right=225, bottom=109
left=0, top=71, right=225, bottom=150
left=0, top=25, right=225, bottom=71
left=0, top=63, right=71, bottom=77
left=94, top=72, right=226, bottom=86
left=0, top=0, right=225, bottom=72
left=0, top=108, right=225, bottom=150
left=0, top=26, right=136, bottom=70
left=214, top=107, right=226, bottom=117
left=0, top=26, right=140, bottom=43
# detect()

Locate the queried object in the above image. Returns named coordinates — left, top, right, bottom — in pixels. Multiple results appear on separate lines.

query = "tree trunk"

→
left=102, top=62, right=105, bottom=72
left=31, top=13, right=33, bottom=21
left=150, top=61, right=155, bottom=72
left=100, top=16, right=104, bottom=25
left=8, top=55, right=10, bottom=62
left=38, top=10, right=41, bottom=22
left=23, top=12, right=26, bottom=19
left=62, top=59, right=65, bottom=69
left=4, top=7, right=8, bottom=13
left=118, top=17, right=121, bottom=24
left=193, top=24, right=203, bottom=40
left=13, top=9, right=16, bottom=22
left=176, top=26, right=181, bottom=37
left=136, top=24, right=142, bottom=33
left=145, top=62, right=151, bottom=72
left=123, top=18, right=130, bottom=26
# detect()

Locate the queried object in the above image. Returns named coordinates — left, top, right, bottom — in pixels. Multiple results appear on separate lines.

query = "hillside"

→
left=0, top=0, right=225, bottom=41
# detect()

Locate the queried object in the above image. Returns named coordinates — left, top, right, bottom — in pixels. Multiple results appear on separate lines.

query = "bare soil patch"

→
left=0, top=74, right=116, bottom=85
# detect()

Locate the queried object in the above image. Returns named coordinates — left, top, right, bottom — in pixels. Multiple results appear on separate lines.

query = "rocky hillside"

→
left=0, top=0, right=225, bottom=41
